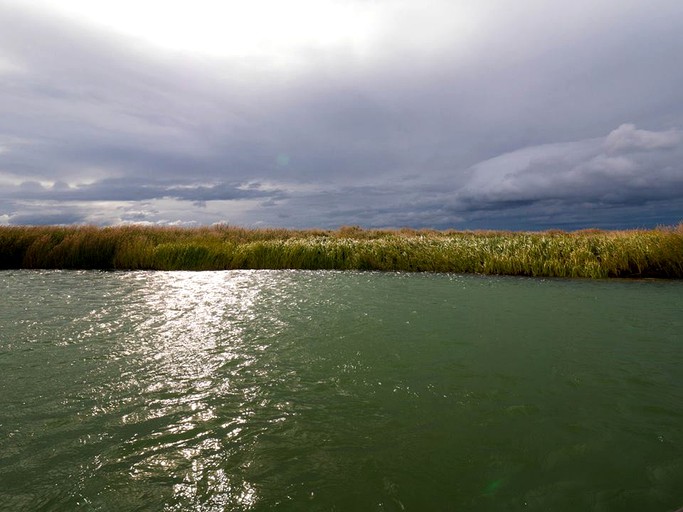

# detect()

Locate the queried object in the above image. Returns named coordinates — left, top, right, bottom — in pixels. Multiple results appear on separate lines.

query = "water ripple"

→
left=1, top=270, right=682, bottom=511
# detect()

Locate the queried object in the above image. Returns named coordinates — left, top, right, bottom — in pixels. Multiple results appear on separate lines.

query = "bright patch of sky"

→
left=23, top=0, right=482, bottom=68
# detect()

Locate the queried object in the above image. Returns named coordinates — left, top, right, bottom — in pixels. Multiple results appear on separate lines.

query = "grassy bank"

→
left=1, top=224, right=682, bottom=278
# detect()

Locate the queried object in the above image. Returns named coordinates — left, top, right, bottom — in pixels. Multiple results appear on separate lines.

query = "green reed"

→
left=1, top=224, right=681, bottom=278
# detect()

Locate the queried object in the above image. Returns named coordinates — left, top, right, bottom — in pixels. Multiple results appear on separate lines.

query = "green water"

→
left=1, top=270, right=682, bottom=511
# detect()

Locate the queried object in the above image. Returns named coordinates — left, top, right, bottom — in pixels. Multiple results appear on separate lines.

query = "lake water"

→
left=1, top=270, right=682, bottom=511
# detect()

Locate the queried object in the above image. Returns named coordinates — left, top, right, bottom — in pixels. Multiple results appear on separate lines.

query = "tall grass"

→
left=0, top=224, right=682, bottom=278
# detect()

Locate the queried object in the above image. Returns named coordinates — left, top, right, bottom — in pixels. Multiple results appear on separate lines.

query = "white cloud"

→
left=457, top=124, right=683, bottom=207
left=0, top=53, right=24, bottom=74
left=604, top=123, right=682, bottom=154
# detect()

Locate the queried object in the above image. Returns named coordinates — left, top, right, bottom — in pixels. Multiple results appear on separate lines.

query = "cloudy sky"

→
left=1, top=0, right=682, bottom=229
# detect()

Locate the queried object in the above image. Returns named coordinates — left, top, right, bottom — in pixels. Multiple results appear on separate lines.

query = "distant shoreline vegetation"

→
left=0, top=224, right=682, bottom=278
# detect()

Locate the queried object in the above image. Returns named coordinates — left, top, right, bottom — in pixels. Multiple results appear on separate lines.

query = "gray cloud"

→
left=5, top=178, right=282, bottom=203
left=1, top=1, right=682, bottom=229
left=457, top=125, right=683, bottom=207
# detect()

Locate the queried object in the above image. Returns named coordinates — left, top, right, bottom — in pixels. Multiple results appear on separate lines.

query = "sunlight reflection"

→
left=122, top=270, right=281, bottom=510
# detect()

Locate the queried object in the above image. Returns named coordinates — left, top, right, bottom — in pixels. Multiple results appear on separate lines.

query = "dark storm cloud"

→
left=4, top=178, right=282, bottom=202
left=8, top=211, right=88, bottom=226
left=236, top=124, right=683, bottom=230
left=1, top=1, right=682, bottom=229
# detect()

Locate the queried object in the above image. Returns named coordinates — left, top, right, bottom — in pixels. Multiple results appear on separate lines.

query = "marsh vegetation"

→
left=1, top=224, right=682, bottom=278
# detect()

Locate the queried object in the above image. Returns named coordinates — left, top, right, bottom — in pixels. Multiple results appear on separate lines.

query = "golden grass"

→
left=1, top=224, right=682, bottom=278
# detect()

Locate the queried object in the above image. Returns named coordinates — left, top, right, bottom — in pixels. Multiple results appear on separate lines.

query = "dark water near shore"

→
left=1, top=270, right=682, bottom=511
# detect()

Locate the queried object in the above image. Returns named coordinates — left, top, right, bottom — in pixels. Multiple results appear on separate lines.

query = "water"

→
left=1, top=270, right=682, bottom=511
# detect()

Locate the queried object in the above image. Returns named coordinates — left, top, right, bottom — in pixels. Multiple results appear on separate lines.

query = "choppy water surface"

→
left=1, top=270, right=682, bottom=511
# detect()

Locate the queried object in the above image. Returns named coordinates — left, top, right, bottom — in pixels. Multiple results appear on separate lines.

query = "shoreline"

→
left=1, top=224, right=682, bottom=278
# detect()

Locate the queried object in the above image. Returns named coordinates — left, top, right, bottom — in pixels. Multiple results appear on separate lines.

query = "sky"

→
left=1, top=0, right=682, bottom=230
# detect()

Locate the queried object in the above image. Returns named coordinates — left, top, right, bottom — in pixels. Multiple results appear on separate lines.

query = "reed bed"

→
left=0, top=224, right=682, bottom=278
